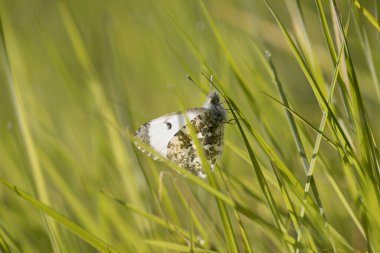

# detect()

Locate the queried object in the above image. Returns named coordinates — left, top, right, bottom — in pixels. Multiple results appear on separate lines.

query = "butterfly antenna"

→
left=186, top=74, right=209, bottom=95
left=186, top=74, right=193, bottom=81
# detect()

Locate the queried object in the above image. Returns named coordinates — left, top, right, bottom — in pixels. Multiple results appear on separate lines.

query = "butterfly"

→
left=134, top=92, right=226, bottom=179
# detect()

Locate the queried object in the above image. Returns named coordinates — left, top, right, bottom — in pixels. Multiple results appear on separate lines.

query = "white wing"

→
left=135, top=108, right=205, bottom=158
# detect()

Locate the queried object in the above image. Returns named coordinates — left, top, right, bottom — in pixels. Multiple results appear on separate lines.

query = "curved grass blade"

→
left=101, top=191, right=193, bottom=241
left=263, top=93, right=336, bottom=148
left=142, top=240, right=219, bottom=253
left=0, top=178, right=119, bottom=253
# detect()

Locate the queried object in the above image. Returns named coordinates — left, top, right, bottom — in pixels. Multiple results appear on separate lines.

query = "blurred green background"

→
left=1, top=0, right=380, bottom=252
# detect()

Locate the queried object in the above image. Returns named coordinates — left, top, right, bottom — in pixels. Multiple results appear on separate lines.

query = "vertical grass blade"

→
left=0, top=15, right=62, bottom=253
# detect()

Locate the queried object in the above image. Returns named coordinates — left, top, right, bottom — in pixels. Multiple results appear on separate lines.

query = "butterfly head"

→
left=205, top=92, right=226, bottom=122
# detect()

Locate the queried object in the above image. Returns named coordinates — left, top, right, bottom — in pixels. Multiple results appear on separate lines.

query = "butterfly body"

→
left=135, top=92, right=226, bottom=179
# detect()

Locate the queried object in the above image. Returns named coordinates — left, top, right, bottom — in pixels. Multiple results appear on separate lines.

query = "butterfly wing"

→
left=167, top=111, right=224, bottom=178
left=135, top=108, right=206, bottom=159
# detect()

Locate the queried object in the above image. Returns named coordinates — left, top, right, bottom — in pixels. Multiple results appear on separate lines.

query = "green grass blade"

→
left=265, top=0, right=367, bottom=185
left=142, top=240, right=219, bottom=253
left=227, top=98, right=294, bottom=252
left=101, top=191, right=193, bottom=239
left=185, top=111, right=240, bottom=253
left=2, top=0, right=379, bottom=251
left=0, top=15, right=62, bottom=253
left=352, top=9, right=380, bottom=103
left=263, top=93, right=336, bottom=148
left=218, top=171, right=255, bottom=253
left=0, top=178, right=119, bottom=253
left=352, top=0, right=380, bottom=32
left=0, top=226, right=12, bottom=253
left=330, top=0, right=380, bottom=219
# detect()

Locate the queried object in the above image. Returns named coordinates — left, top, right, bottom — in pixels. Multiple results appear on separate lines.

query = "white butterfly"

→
left=135, top=92, right=226, bottom=179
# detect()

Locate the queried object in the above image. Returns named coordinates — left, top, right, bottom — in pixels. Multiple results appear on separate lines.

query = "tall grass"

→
left=0, top=0, right=379, bottom=252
